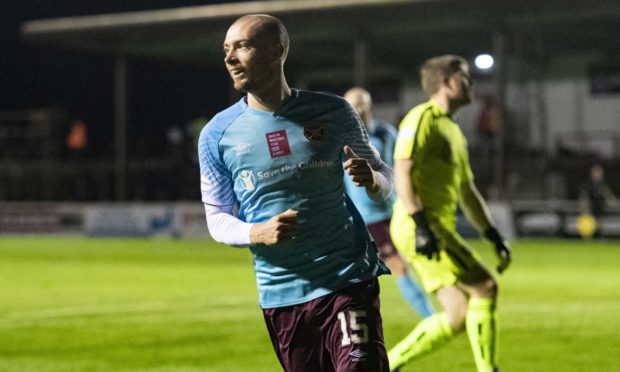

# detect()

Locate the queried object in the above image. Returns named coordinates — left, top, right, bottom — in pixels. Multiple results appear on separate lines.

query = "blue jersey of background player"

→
left=343, top=87, right=435, bottom=319
left=198, top=14, right=392, bottom=371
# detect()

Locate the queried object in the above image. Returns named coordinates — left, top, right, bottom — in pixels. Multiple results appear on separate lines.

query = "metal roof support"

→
left=353, top=38, right=367, bottom=87
left=113, top=55, right=128, bottom=201
left=533, top=31, right=552, bottom=199
left=492, top=29, right=506, bottom=199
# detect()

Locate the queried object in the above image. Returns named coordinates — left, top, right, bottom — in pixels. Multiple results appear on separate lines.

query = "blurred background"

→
left=1, top=2, right=619, bottom=371
left=1, top=0, right=619, bottom=238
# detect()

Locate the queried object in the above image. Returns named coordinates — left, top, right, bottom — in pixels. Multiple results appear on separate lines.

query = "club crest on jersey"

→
left=303, top=122, right=326, bottom=144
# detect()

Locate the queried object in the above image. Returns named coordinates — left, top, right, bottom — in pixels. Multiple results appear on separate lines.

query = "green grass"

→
left=0, top=238, right=619, bottom=371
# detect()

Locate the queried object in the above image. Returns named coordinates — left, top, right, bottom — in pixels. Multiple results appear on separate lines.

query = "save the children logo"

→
left=238, top=169, right=256, bottom=191
left=237, top=160, right=335, bottom=192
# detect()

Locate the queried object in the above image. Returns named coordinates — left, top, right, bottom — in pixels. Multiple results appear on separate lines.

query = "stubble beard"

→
left=232, top=77, right=251, bottom=93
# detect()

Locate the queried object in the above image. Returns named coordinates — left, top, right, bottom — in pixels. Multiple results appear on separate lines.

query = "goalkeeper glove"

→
left=412, top=211, right=440, bottom=260
left=485, top=226, right=512, bottom=273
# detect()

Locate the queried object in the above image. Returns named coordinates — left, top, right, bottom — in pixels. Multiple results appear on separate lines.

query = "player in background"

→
left=577, top=163, right=617, bottom=238
left=198, top=14, right=393, bottom=371
left=343, top=87, right=434, bottom=319
left=387, top=55, right=512, bottom=372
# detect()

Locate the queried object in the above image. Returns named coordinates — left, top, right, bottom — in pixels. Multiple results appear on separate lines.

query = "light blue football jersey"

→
left=344, top=119, right=397, bottom=225
left=198, top=89, right=389, bottom=309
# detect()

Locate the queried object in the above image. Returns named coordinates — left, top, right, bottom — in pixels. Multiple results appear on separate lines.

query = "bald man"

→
left=344, top=88, right=435, bottom=319
left=198, top=15, right=392, bottom=371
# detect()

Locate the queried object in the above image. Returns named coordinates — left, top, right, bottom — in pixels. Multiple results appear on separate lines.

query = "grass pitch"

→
left=0, top=238, right=618, bottom=371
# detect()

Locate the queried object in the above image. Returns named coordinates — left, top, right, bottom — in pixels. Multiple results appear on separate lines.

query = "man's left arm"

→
left=343, top=145, right=393, bottom=200
left=342, top=106, right=393, bottom=201
left=459, top=180, right=512, bottom=273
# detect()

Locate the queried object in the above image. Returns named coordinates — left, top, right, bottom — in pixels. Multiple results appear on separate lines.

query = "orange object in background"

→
left=66, top=120, right=87, bottom=150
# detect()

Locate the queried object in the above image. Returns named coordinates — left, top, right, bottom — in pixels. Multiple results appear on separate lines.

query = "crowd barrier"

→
left=0, top=202, right=209, bottom=238
left=1, top=201, right=619, bottom=239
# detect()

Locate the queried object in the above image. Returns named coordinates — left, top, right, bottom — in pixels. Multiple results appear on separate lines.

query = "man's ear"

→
left=442, top=75, right=454, bottom=91
left=270, top=43, right=285, bottom=62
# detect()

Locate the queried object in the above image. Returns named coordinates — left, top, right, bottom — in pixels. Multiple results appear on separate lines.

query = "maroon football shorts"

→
left=366, top=219, right=398, bottom=260
left=262, top=278, right=389, bottom=372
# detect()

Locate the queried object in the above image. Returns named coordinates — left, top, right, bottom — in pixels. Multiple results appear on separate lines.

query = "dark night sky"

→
left=1, top=1, right=247, bottom=156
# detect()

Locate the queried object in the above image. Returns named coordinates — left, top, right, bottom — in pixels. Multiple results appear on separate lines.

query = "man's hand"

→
left=250, top=209, right=299, bottom=245
left=411, top=211, right=440, bottom=260
left=343, top=145, right=379, bottom=193
left=485, top=227, right=512, bottom=273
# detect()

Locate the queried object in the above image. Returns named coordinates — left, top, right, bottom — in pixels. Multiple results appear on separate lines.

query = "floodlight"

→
left=475, top=54, right=494, bottom=70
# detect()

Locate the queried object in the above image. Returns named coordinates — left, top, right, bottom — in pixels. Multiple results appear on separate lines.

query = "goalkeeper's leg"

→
left=462, top=278, right=499, bottom=372
left=388, top=286, right=467, bottom=371
left=441, top=232, right=501, bottom=371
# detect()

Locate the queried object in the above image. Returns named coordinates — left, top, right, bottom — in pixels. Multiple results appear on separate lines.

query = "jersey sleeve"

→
left=204, top=203, right=252, bottom=246
left=198, top=120, right=236, bottom=208
left=394, top=108, right=432, bottom=160
left=341, top=104, right=382, bottom=164
left=341, top=103, right=393, bottom=201
left=198, top=113, right=254, bottom=246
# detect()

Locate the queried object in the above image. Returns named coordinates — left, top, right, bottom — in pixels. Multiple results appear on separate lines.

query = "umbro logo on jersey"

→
left=233, top=142, right=251, bottom=155
left=350, top=349, right=367, bottom=361
left=304, top=122, right=326, bottom=144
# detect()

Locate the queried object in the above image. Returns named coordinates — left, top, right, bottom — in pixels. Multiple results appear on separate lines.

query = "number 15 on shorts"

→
left=338, top=311, right=369, bottom=345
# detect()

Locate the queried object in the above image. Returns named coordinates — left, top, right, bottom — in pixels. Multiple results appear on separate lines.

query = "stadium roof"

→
left=18, top=0, right=620, bottom=200
left=20, top=0, right=620, bottom=80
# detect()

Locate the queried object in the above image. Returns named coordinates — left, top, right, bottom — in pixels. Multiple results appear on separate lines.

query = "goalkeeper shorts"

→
left=390, top=210, right=486, bottom=293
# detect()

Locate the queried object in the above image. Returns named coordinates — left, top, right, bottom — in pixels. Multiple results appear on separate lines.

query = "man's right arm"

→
left=204, top=203, right=252, bottom=247
left=393, top=108, right=440, bottom=260
left=198, top=120, right=297, bottom=247
left=248, top=209, right=299, bottom=245
left=204, top=204, right=299, bottom=246
left=393, top=108, right=433, bottom=216
left=394, top=158, right=439, bottom=260
left=198, top=126, right=254, bottom=247
left=394, top=158, right=422, bottom=215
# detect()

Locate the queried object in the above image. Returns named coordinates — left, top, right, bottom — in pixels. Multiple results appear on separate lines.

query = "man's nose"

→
left=224, top=50, right=236, bottom=64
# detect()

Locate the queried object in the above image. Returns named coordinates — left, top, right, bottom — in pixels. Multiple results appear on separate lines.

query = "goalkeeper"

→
left=388, top=55, right=512, bottom=372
